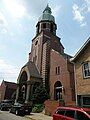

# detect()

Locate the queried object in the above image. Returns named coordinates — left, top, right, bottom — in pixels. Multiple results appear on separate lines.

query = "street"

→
left=0, top=110, right=30, bottom=120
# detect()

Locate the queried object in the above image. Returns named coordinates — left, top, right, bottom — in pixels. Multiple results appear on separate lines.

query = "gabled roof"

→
left=72, top=37, right=90, bottom=62
left=22, top=61, right=42, bottom=78
left=1, top=80, right=17, bottom=89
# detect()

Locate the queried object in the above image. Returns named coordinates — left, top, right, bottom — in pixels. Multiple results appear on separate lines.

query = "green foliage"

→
left=32, top=84, right=49, bottom=104
left=32, top=104, right=44, bottom=113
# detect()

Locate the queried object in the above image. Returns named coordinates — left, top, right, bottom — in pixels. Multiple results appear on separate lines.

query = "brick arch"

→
left=19, top=71, right=28, bottom=83
left=18, top=71, right=28, bottom=103
left=54, top=81, right=63, bottom=100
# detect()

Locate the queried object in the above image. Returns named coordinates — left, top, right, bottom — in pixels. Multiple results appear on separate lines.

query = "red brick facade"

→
left=16, top=5, right=76, bottom=110
left=0, top=80, right=17, bottom=101
left=50, top=49, right=75, bottom=106
left=44, top=100, right=60, bottom=116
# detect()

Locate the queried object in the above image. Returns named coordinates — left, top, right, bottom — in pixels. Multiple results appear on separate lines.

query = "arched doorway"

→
left=54, top=81, right=63, bottom=100
left=18, top=71, right=28, bottom=103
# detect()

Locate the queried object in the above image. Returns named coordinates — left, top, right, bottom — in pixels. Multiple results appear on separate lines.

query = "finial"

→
left=43, top=4, right=52, bottom=14
left=47, top=3, right=49, bottom=7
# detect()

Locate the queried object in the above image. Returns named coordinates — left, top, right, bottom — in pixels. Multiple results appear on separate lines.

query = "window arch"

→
left=18, top=71, right=28, bottom=103
left=54, top=81, right=63, bottom=100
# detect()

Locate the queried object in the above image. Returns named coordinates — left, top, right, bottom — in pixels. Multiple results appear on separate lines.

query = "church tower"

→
left=16, top=5, right=75, bottom=107
left=29, top=5, right=64, bottom=92
left=36, top=4, right=57, bottom=35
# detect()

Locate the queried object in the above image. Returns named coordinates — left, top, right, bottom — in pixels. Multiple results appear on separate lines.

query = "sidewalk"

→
left=25, top=113, right=53, bottom=120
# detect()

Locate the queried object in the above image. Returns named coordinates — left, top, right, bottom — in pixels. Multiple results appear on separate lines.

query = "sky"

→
left=0, top=0, right=90, bottom=84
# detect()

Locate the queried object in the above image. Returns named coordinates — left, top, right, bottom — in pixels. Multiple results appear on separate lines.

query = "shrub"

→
left=32, top=104, right=44, bottom=113
left=32, top=84, right=49, bottom=104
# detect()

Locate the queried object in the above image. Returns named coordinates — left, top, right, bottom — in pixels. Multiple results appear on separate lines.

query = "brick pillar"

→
left=15, top=85, right=19, bottom=102
left=25, top=84, right=31, bottom=103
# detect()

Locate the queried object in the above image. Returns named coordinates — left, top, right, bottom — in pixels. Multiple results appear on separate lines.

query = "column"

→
left=25, top=84, right=31, bottom=103
left=15, top=86, right=19, bottom=103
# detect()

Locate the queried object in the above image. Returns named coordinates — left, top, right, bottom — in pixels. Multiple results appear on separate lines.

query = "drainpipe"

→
left=74, top=64, right=78, bottom=106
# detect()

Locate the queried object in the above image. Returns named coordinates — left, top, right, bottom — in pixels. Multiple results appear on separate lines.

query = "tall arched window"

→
left=19, top=71, right=27, bottom=103
left=54, top=81, right=63, bottom=100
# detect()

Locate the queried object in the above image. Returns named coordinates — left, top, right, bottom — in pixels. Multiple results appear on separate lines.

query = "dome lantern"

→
left=38, top=4, right=55, bottom=23
left=36, top=5, right=57, bottom=35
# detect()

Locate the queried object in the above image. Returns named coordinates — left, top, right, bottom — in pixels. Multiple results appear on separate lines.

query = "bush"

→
left=32, top=104, right=44, bottom=113
left=32, top=84, right=49, bottom=104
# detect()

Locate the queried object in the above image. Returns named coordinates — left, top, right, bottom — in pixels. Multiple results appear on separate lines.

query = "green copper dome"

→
left=38, top=5, right=55, bottom=23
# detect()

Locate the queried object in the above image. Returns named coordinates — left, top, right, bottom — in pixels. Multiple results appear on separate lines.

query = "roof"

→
left=1, top=80, right=17, bottom=89
left=63, top=53, right=73, bottom=60
left=22, top=61, right=42, bottom=78
left=56, top=106, right=90, bottom=113
left=38, top=5, right=55, bottom=23
left=72, top=37, right=90, bottom=62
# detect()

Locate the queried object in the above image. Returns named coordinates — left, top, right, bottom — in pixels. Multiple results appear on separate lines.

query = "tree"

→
left=32, top=84, right=49, bottom=104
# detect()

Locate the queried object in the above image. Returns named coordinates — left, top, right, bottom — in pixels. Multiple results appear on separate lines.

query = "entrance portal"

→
left=18, top=71, right=27, bottom=103
left=54, top=81, right=63, bottom=100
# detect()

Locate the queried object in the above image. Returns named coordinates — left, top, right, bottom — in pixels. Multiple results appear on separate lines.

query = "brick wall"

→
left=44, top=100, right=60, bottom=116
left=75, top=45, right=90, bottom=95
left=50, top=49, right=75, bottom=106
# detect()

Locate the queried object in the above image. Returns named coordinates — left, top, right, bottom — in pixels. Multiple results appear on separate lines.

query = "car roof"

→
left=56, top=106, right=90, bottom=112
left=56, top=106, right=90, bottom=118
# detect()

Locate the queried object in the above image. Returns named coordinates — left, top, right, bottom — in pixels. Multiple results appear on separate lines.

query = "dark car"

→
left=0, top=99, right=13, bottom=111
left=53, top=106, right=90, bottom=120
left=10, top=102, right=32, bottom=116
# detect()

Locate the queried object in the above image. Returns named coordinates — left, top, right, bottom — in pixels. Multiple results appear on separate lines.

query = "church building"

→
left=16, top=5, right=76, bottom=106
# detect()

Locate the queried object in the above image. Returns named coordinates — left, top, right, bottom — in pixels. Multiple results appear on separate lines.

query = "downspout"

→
left=74, top=64, right=78, bottom=106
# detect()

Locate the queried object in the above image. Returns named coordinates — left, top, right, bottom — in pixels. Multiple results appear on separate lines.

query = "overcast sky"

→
left=0, top=0, right=90, bottom=84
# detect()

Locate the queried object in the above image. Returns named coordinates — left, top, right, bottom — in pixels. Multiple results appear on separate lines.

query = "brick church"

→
left=16, top=5, right=76, bottom=106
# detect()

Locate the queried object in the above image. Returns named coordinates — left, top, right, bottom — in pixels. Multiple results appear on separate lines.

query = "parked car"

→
left=53, top=106, right=90, bottom=120
left=0, top=99, right=13, bottom=111
left=9, top=102, right=32, bottom=116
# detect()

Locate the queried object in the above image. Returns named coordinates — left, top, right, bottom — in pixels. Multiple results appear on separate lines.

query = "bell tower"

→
left=30, top=5, right=64, bottom=92
left=36, top=4, right=57, bottom=35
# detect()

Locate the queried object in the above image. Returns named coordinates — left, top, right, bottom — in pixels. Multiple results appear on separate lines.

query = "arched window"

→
left=54, top=81, right=63, bottom=100
left=19, top=71, right=28, bottom=103
left=50, top=23, right=53, bottom=32
left=43, top=23, right=46, bottom=28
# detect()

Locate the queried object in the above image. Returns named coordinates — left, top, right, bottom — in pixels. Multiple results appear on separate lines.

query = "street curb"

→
left=25, top=116, right=36, bottom=120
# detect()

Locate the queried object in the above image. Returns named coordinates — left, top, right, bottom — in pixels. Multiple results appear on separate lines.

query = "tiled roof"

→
left=22, top=61, right=42, bottom=78
left=63, top=53, right=73, bottom=60
left=3, top=81, right=17, bottom=89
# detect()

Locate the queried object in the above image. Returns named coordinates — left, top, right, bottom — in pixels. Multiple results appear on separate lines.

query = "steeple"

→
left=43, top=4, right=52, bottom=14
left=36, top=5, right=57, bottom=35
left=38, top=4, right=55, bottom=23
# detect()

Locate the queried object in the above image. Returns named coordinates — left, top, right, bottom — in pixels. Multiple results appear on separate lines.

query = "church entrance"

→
left=54, top=81, right=63, bottom=100
left=18, top=71, right=27, bottom=103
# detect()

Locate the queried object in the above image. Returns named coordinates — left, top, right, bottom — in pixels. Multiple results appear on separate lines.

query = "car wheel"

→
left=15, top=110, right=18, bottom=115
